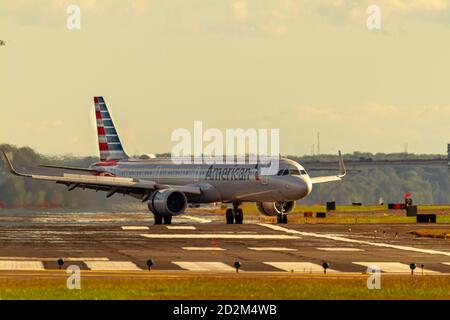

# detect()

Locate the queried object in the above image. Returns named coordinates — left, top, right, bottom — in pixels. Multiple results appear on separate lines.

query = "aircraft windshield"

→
left=277, top=169, right=307, bottom=176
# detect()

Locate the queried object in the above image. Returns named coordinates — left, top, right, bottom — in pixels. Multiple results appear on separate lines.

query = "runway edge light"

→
left=234, top=261, right=241, bottom=273
left=146, top=259, right=154, bottom=271
left=410, top=263, right=417, bottom=275
left=322, top=261, right=329, bottom=274
left=57, top=259, right=64, bottom=270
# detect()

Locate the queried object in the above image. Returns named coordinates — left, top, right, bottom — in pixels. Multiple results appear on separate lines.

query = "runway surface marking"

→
left=166, top=226, right=197, bottom=230
left=121, top=226, right=149, bottom=230
left=84, top=261, right=142, bottom=271
left=173, top=261, right=236, bottom=272
left=0, top=257, right=110, bottom=261
left=260, top=224, right=450, bottom=257
left=140, top=233, right=300, bottom=240
left=248, top=247, right=297, bottom=251
left=317, top=248, right=364, bottom=252
left=353, top=262, right=439, bottom=273
left=122, top=226, right=149, bottom=230
left=0, top=261, right=45, bottom=271
left=264, top=262, right=339, bottom=273
left=182, top=216, right=212, bottom=223
left=182, top=247, right=226, bottom=251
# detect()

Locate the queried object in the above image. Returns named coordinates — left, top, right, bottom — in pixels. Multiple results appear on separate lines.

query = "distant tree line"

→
left=0, top=144, right=449, bottom=209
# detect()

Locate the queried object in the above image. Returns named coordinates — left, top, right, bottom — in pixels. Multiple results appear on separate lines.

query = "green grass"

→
left=235, top=204, right=450, bottom=215
left=222, top=203, right=450, bottom=224
left=284, top=215, right=450, bottom=224
left=410, top=229, right=450, bottom=239
left=1, top=275, right=450, bottom=300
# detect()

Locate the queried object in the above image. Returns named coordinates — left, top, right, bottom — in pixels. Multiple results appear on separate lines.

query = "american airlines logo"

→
left=171, top=121, right=280, bottom=175
left=205, top=166, right=253, bottom=181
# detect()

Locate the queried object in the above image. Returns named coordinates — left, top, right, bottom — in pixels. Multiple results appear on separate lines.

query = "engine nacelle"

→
left=147, top=189, right=187, bottom=216
left=256, top=201, right=296, bottom=216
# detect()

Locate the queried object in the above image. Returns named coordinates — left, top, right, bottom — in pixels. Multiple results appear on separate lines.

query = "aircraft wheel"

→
left=163, top=215, right=172, bottom=225
left=282, top=214, right=288, bottom=224
left=226, top=208, right=234, bottom=224
left=154, top=214, right=163, bottom=225
left=234, top=208, right=244, bottom=224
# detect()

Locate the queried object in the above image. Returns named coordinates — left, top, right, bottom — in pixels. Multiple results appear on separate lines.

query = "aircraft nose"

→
left=305, top=177, right=312, bottom=195
left=288, top=176, right=312, bottom=199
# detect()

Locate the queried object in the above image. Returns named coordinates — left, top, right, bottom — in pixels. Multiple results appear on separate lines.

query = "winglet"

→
left=338, top=150, right=346, bottom=178
left=1, top=150, right=30, bottom=177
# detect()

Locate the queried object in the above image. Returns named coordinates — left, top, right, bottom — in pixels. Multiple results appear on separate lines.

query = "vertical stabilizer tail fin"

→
left=94, top=96, right=129, bottom=161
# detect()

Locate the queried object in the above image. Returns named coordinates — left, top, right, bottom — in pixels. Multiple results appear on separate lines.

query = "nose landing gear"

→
left=226, top=202, right=244, bottom=224
left=276, top=202, right=288, bottom=224
left=277, top=213, right=288, bottom=224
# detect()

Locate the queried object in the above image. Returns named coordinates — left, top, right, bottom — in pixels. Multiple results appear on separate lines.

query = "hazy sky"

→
left=2, top=0, right=450, bottom=157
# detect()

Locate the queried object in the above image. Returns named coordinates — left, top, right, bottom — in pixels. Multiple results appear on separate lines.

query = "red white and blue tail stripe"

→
left=94, top=96, right=129, bottom=162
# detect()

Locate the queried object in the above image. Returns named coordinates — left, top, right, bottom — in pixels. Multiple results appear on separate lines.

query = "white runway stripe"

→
left=167, top=226, right=197, bottom=230
left=121, top=226, right=149, bottom=230
left=353, top=262, right=439, bottom=273
left=173, top=261, right=235, bottom=272
left=182, top=247, right=226, bottom=251
left=141, top=234, right=299, bottom=240
left=182, top=216, right=212, bottom=223
left=0, top=257, right=109, bottom=261
left=0, top=261, right=45, bottom=270
left=265, top=262, right=339, bottom=273
left=248, top=247, right=297, bottom=251
left=260, top=224, right=450, bottom=257
left=85, top=261, right=142, bottom=271
left=68, top=257, right=110, bottom=261
left=317, top=248, right=364, bottom=252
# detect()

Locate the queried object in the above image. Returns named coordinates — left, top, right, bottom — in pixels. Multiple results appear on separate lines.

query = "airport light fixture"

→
left=410, top=263, right=417, bottom=275
left=322, top=262, right=329, bottom=274
left=146, top=259, right=154, bottom=271
left=234, top=261, right=241, bottom=273
left=57, top=259, right=64, bottom=270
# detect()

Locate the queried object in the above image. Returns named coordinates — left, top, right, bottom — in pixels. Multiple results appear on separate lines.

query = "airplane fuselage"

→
left=92, top=158, right=312, bottom=204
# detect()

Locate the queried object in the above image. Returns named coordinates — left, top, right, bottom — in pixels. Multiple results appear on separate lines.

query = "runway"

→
left=0, top=210, right=450, bottom=275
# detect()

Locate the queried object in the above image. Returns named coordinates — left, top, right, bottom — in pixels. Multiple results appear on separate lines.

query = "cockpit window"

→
left=277, top=168, right=307, bottom=176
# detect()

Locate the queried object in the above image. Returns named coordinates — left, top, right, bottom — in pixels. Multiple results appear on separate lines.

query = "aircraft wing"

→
left=2, top=151, right=201, bottom=198
left=310, top=150, right=346, bottom=185
left=39, top=164, right=104, bottom=174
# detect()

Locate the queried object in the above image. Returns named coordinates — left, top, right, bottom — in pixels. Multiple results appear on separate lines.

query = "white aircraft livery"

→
left=2, top=97, right=346, bottom=225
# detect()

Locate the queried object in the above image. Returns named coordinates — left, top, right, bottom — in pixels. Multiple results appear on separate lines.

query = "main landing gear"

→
left=153, top=214, right=172, bottom=225
left=226, top=202, right=244, bottom=224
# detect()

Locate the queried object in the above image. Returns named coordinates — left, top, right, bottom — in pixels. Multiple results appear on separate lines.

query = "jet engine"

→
left=147, top=189, right=187, bottom=216
left=256, top=201, right=296, bottom=216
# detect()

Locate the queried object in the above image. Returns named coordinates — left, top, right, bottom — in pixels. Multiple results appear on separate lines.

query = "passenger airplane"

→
left=2, top=97, right=346, bottom=225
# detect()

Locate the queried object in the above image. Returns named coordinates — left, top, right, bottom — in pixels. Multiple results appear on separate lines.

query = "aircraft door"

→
left=156, top=166, right=161, bottom=183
